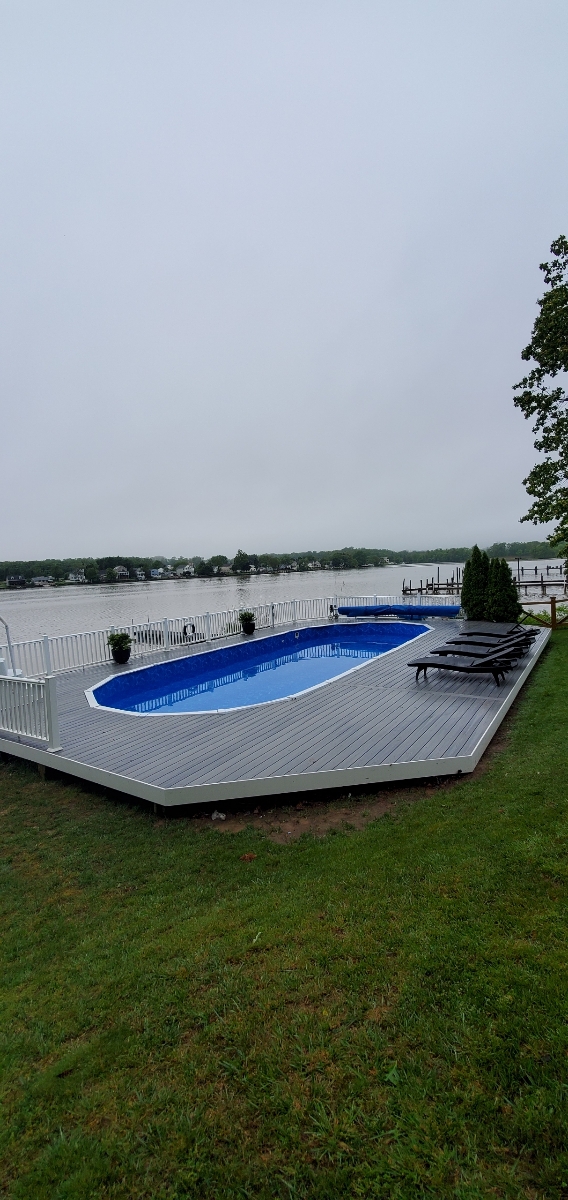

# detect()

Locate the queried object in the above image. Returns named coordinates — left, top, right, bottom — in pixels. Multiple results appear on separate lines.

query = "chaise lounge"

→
left=407, top=652, right=514, bottom=685
left=427, top=638, right=527, bottom=662
left=438, top=632, right=532, bottom=654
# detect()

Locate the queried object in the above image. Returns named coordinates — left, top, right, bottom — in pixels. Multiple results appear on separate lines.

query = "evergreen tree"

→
left=501, top=559, right=522, bottom=621
left=460, top=545, right=489, bottom=620
left=485, top=559, right=521, bottom=622
left=485, top=556, right=501, bottom=622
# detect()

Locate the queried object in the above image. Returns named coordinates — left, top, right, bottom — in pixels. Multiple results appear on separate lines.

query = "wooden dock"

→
left=0, top=620, right=550, bottom=808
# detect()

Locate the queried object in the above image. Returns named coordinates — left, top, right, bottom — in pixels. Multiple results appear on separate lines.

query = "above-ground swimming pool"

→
left=87, top=622, right=429, bottom=714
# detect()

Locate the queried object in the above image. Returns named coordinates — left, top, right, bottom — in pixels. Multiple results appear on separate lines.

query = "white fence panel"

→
left=4, top=638, right=45, bottom=678
left=0, top=674, right=61, bottom=749
left=49, top=629, right=110, bottom=672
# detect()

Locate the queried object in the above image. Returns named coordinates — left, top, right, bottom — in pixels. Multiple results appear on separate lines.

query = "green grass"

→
left=1, top=636, right=568, bottom=1199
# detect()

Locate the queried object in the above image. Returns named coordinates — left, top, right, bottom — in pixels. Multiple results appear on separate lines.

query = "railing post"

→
left=271, top=603, right=275, bottom=628
left=551, top=595, right=557, bottom=630
left=42, top=635, right=52, bottom=676
left=163, top=618, right=169, bottom=649
left=291, top=599, right=297, bottom=625
left=45, top=675, right=62, bottom=753
left=205, top=612, right=212, bottom=643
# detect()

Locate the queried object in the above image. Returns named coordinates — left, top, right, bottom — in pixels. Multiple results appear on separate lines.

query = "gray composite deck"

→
left=0, top=620, right=550, bottom=806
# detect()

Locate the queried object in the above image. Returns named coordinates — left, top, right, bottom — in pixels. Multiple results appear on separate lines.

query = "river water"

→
left=0, top=560, right=563, bottom=642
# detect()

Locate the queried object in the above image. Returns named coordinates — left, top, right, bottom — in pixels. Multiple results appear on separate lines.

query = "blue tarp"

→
left=337, top=604, right=461, bottom=619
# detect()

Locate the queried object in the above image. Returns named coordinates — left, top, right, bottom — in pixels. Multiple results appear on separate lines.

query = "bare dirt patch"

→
left=189, top=791, right=413, bottom=842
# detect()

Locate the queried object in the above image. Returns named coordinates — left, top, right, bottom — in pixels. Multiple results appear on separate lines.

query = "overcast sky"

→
left=1, top=1, right=567, bottom=560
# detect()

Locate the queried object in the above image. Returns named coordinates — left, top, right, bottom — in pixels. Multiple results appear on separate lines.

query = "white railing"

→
left=0, top=674, right=61, bottom=751
left=0, top=593, right=461, bottom=679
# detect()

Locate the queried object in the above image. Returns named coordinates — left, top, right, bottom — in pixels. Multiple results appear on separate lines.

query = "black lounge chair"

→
left=459, top=623, right=536, bottom=640
left=428, top=641, right=524, bottom=662
left=446, top=628, right=534, bottom=646
left=407, top=652, right=513, bottom=685
left=441, top=634, right=531, bottom=656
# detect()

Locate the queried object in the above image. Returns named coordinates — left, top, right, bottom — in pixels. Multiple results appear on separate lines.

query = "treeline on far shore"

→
left=0, top=540, right=563, bottom=585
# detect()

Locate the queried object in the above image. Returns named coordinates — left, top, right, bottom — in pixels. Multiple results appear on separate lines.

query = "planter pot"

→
left=111, top=647, right=131, bottom=664
left=241, top=621, right=255, bottom=636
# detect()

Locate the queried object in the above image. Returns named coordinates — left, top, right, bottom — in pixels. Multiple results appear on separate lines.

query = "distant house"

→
left=31, top=576, right=54, bottom=586
left=113, top=565, right=129, bottom=579
left=175, top=564, right=194, bottom=576
left=67, top=571, right=86, bottom=583
left=218, top=564, right=232, bottom=575
left=134, top=568, right=146, bottom=580
left=150, top=568, right=163, bottom=579
left=6, top=576, right=26, bottom=588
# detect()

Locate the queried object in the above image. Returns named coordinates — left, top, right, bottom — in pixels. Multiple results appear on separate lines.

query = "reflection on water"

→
left=128, top=641, right=379, bottom=712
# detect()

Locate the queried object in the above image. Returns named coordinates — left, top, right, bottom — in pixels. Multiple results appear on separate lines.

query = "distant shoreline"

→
left=1, top=552, right=564, bottom=591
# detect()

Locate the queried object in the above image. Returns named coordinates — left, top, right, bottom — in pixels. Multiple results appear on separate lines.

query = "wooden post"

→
left=551, top=595, right=557, bottom=630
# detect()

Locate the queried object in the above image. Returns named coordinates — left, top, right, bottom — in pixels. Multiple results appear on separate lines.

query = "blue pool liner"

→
left=90, top=620, right=430, bottom=714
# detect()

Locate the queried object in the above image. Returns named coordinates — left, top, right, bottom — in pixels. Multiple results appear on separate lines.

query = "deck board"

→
left=0, top=620, right=549, bottom=804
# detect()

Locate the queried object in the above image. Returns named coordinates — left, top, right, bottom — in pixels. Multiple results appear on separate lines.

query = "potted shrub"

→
left=239, top=610, right=255, bottom=635
left=108, top=631, right=132, bottom=664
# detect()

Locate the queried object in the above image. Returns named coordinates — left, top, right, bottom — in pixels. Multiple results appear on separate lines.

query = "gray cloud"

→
left=1, top=0, right=566, bottom=558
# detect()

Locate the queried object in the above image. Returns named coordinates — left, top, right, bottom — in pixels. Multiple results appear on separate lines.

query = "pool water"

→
left=89, top=622, right=429, bottom=714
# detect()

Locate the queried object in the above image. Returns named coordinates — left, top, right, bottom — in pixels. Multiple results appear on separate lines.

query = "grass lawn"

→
left=1, top=635, right=567, bottom=1199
